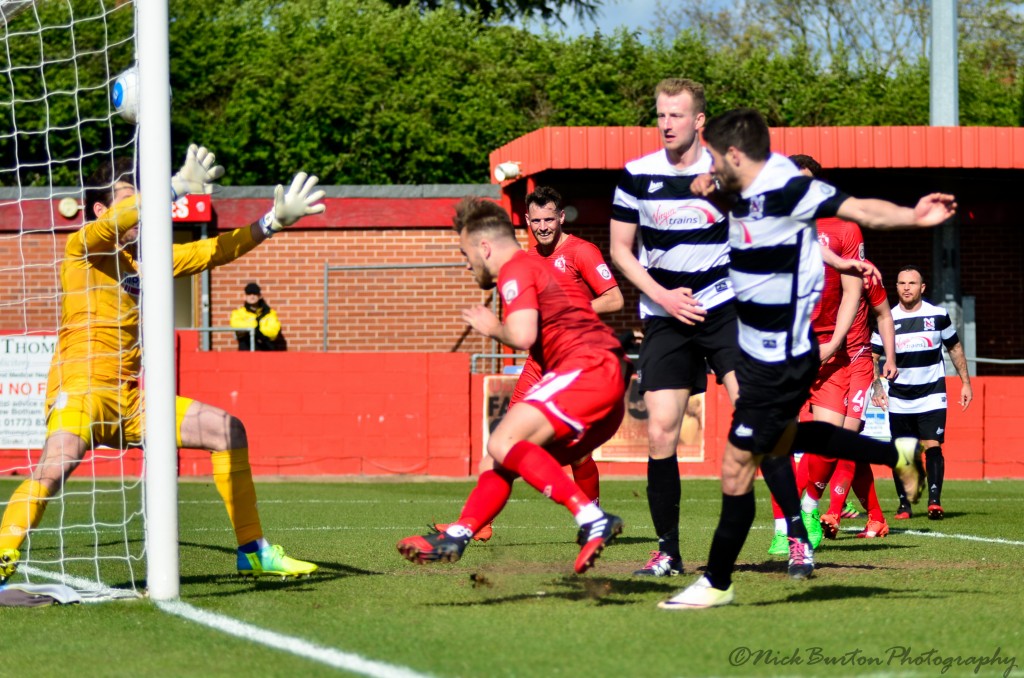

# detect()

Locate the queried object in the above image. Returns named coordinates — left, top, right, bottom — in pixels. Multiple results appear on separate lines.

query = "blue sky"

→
left=518, top=0, right=662, bottom=38
left=557, top=0, right=660, bottom=36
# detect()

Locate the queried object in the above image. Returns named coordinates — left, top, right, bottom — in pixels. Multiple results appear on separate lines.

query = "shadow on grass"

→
left=497, top=534, right=652, bottom=548
left=747, top=584, right=961, bottom=606
left=175, top=540, right=381, bottom=598
left=431, top=574, right=676, bottom=607
left=730, top=560, right=885, bottom=574
left=825, top=541, right=920, bottom=553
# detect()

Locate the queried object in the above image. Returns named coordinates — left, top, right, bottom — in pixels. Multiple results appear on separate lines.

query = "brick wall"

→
left=0, top=230, right=64, bottom=333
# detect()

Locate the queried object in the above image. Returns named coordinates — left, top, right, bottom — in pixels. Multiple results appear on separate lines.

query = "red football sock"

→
left=804, top=453, right=837, bottom=502
left=502, top=441, right=591, bottom=516
left=770, top=493, right=784, bottom=520
left=828, top=459, right=856, bottom=516
left=571, top=456, right=600, bottom=503
left=455, top=467, right=516, bottom=533
left=851, top=462, right=884, bottom=522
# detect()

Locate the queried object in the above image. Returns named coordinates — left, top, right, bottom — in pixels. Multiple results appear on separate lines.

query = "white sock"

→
left=800, top=493, right=819, bottom=513
left=574, top=502, right=604, bottom=527
left=774, top=518, right=787, bottom=532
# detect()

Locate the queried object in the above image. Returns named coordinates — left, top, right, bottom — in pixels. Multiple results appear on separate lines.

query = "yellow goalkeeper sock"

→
left=211, top=448, right=264, bottom=547
left=0, top=479, right=52, bottom=551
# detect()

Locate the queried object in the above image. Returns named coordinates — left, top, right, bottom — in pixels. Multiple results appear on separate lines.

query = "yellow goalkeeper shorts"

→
left=46, top=377, right=192, bottom=449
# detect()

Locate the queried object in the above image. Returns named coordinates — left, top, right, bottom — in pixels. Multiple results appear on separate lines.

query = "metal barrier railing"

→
left=179, top=326, right=255, bottom=351
left=968, top=357, right=1024, bottom=364
left=322, top=262, right=467, bottom=352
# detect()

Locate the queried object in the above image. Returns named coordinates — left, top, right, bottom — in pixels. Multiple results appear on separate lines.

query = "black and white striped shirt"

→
left=871, top=300, right=959, bottom=414
left=611, top=147, right=731, bottom=319
left=727, top=154, right=848, bottom=363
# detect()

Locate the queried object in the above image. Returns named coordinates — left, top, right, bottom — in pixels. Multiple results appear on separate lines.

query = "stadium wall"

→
left=172, top=331, right=1018, bottom=480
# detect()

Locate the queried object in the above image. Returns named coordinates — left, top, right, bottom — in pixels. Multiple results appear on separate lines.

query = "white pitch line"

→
left=156, top=600, right=432, bottom=678
left=895, top=529, right=1024, bottom=546
left=836, top=526, right=1024, bottom=546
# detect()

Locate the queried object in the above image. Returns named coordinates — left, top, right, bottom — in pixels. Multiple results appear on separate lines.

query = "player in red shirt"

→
left=819, top=259, right=898, bottom=539
left=398, top=197, right=628, bottom=574
left=434, top=187, right=623, bottom=541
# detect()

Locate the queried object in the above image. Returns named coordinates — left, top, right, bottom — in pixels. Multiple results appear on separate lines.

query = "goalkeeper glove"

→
left=171, top=144, right=225, bottom=200
left=259, top=172, right=326, bottom=237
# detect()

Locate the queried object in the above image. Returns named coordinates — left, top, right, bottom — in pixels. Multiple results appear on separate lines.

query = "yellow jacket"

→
left=229, top=304, right=282, bottom=350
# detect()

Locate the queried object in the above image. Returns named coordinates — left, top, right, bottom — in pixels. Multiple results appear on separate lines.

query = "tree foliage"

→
left=381, top=0, right=599, bottom=23
left=1, top=0, right=1021, bottom=187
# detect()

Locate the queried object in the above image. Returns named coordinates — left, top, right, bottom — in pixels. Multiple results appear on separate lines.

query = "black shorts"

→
left=729, top=347, right=819, bottom=455
left=637, top=303, right=740, bottom=395
left=888, top=410, right=946, bottom=444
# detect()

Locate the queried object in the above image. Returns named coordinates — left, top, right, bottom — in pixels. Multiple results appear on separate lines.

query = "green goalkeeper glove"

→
left=259, top=172, right=326, bottom=237
left=171, top=144, right=225, bottom=199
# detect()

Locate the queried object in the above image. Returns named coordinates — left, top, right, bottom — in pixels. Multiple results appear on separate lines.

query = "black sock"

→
left=705, top=492, right=756, bottom=591
left=892, top=469, right=909, bottom=508
left=760, top=456, right=809, bottom=542
left=646, top=455, right=681, bottom=557
left=793, top=421, right=899, bottom=466
left=925, top=446, right=944, bottom=504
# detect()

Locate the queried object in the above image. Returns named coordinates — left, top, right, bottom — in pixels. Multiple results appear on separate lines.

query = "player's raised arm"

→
left=837, top=193, right=956, bottom=230
left=256, top=172, right=326, bottom=239
left=172, top=170, right=327, bottom=277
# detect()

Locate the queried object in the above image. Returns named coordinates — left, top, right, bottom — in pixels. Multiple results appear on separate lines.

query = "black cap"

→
left=244, top=282, right=261, bottom=296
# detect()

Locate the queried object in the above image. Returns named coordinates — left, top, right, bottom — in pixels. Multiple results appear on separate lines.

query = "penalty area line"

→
left=156, top=600, right=432, bottom=678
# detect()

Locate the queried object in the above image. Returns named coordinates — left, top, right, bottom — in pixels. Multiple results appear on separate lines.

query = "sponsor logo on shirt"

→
left=502, top=280, right=519, bottom=305
left=652, top=204, right=717, bottom=228
left=648, top=180, right=664, bottom=193
left=596, top=263, right=612, bottom=280
left=896, top=336, right=934, bottom=350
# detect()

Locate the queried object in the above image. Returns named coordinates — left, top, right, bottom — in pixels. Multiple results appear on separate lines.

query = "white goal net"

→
left=0, top=0, right=147, bottom=600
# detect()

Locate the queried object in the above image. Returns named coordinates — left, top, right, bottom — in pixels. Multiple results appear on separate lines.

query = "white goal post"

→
left=1, top=0, right=178, bottom=600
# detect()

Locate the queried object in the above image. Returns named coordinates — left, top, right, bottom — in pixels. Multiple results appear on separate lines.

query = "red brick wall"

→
left=206, top=228, right=494, bottom=355
left=0, top=230, right=65, bottom=333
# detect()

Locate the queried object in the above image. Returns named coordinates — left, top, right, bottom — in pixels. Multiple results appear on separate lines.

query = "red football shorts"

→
left=846, top=353, right=874, bottom=420
left=807, top=344, right=851, bottom=418
left=509, top=355, right=543, bottom=407
left=521, top=350, right=626, bottom=465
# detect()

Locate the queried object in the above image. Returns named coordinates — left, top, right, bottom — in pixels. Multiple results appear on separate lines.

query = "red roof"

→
left=488, top=126, right=1024, bottom=183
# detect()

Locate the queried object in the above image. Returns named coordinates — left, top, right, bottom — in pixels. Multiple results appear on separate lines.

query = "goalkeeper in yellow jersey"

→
left=0, top=145, right=324, bottom=582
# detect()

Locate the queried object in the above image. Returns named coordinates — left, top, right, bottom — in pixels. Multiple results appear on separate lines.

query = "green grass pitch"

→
left=1, top=478, right=1022, bottom=677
